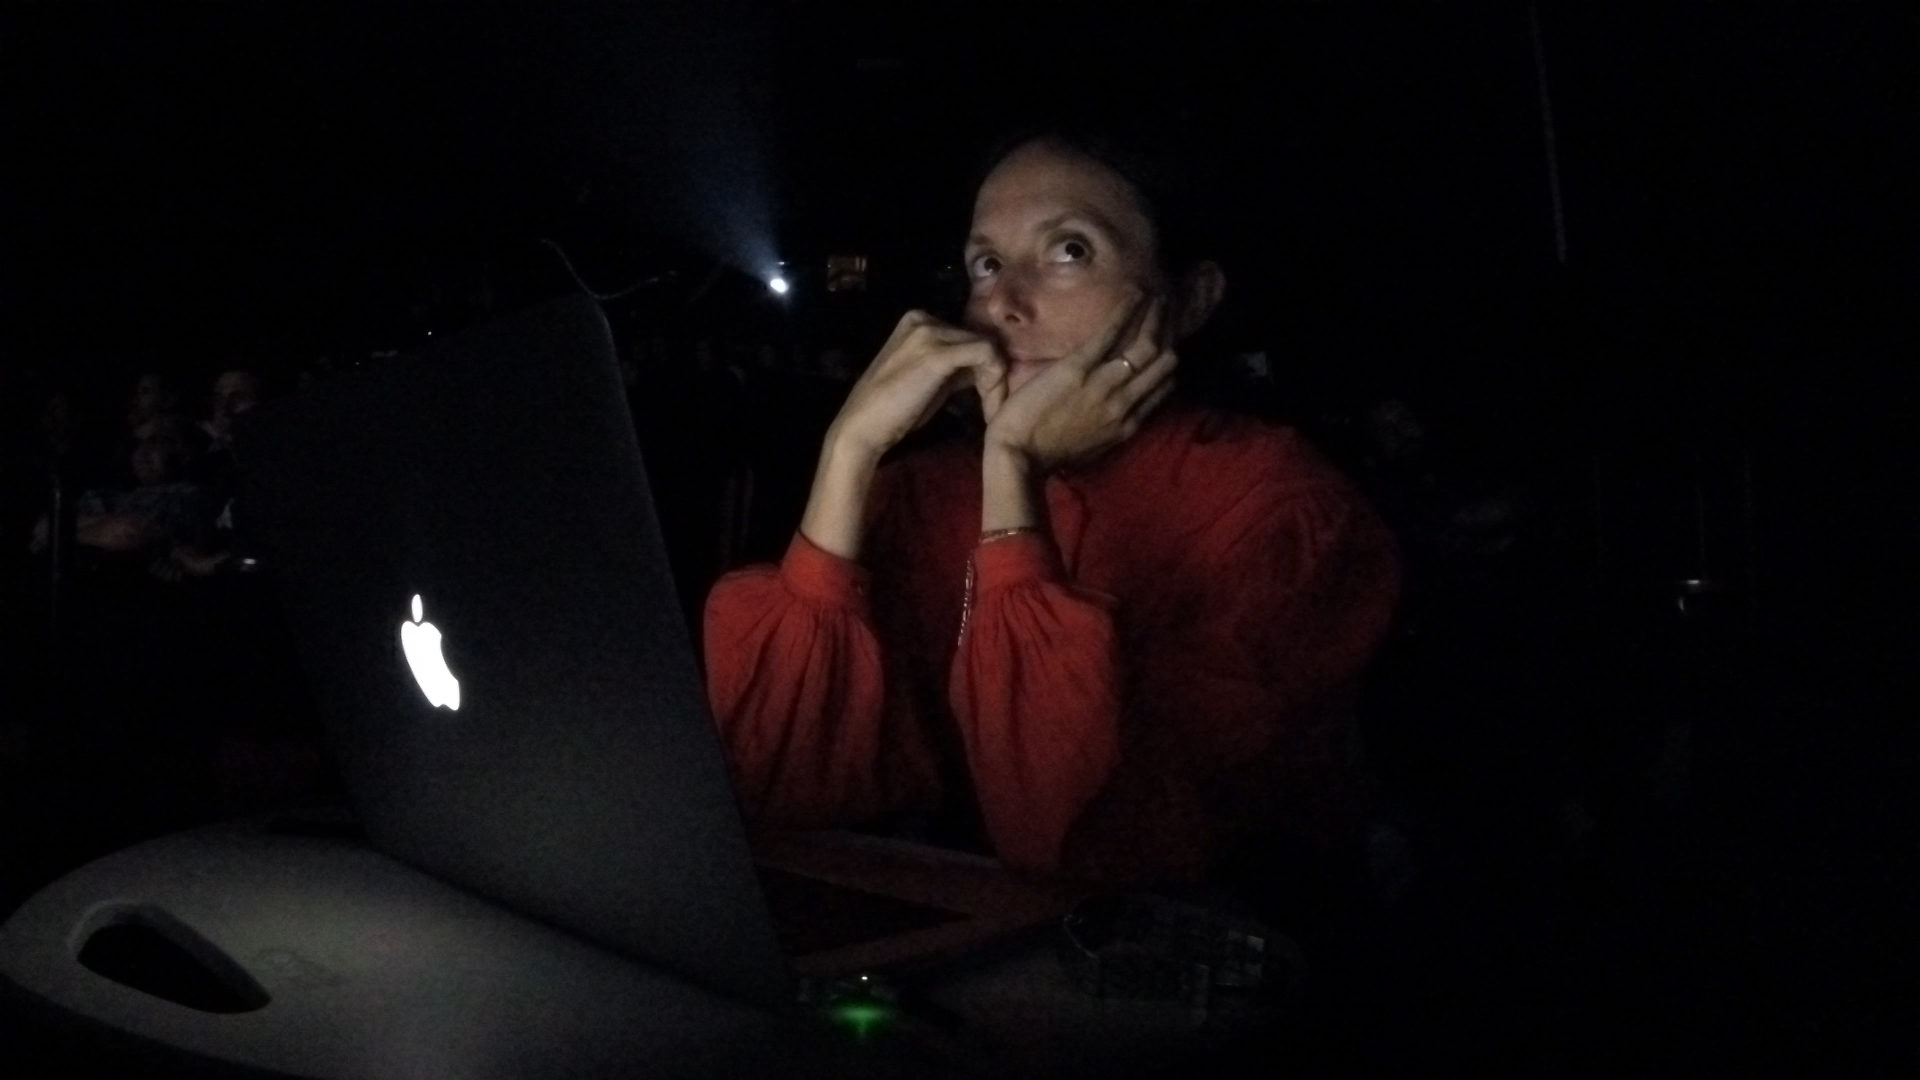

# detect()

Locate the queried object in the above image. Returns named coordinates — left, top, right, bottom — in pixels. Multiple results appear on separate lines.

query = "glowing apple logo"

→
left=400, top=594, right=460, bottom=711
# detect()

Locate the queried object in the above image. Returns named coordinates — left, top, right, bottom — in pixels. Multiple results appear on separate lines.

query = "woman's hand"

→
left=983, top=292, right=1179, bottom=475
left=800, top=310, right=1008, bottom=561
left=826, top=310, right=1009, bottom=461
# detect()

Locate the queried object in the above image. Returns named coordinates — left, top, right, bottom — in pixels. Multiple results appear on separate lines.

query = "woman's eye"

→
left=967, top=253, right=1002, bottom=279
left=1050, top=237, right=1092, bottom=263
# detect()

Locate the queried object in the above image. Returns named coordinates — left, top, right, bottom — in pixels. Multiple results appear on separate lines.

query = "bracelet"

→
left=958, top=527, right=1044, bottom=647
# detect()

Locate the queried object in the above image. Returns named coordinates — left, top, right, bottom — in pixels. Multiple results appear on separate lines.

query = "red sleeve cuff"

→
left=972, top=531, right=1066, bottom=592
left=780, top=531, right=871, bottom=610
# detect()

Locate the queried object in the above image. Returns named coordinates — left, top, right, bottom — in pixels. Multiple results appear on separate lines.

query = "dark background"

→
left=2, top=2, right=1915, bottom=1074
left=4, top=2, right=1914, bottom=620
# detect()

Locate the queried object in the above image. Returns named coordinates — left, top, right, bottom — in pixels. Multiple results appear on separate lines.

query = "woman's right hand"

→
left=799, top=311, right=1006, bottom=561
left=826, top=310, right=1008, bottom=461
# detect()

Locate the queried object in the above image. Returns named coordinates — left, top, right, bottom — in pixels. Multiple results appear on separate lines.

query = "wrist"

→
left=980, top=441, right=1042, bottom=533
left=802, top=426, right=885, bottom=562
left=982, top=440, right=1039, bottom=490
left=981, top=435, right=1037, bottom=475
left=823, top=421, right=886, bottom=472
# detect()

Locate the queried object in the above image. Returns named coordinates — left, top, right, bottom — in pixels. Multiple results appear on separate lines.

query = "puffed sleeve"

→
left=947, top=531, right=1124, bottom=871
left=952, top=483, right=1400, bottom=882
left=703, top=474, right=940, bottom=829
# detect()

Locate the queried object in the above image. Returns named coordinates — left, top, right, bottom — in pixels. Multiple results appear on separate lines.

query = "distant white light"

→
left=768, top=276, right=790, bottom=295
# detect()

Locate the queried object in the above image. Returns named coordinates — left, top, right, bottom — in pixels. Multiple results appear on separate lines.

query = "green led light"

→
left=828, top=999, right=895, bottom=1040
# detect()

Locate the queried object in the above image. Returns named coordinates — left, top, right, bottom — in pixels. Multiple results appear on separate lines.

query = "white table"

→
left=0, top=815, right=912, bottom=1079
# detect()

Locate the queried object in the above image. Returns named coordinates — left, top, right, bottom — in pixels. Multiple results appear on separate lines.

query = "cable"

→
left=1528, top=2, right=1570, bottom=266
left=537, top=238, right=667, bottom=302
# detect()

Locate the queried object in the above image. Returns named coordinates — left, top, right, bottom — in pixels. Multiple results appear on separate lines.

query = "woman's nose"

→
left=981, top=266, right=1037, bottom=327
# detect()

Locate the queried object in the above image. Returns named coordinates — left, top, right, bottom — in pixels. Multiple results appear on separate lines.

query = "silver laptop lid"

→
left=238, top=296, right=789, bottom=1007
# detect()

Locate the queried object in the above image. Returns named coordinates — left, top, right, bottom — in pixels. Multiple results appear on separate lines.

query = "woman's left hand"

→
left=983, top=292, right=1180, bottom=474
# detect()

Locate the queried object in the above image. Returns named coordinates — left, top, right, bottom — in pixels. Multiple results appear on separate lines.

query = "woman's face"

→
left=963, top=142, right=1160, bottom=391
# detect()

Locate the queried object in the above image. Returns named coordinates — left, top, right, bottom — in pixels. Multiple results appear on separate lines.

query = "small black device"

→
left=1057, top=893, right=1302, bottom=1012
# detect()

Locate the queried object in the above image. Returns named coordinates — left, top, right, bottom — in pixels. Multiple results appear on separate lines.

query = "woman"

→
left=704, top=129, right=1401, bottom=886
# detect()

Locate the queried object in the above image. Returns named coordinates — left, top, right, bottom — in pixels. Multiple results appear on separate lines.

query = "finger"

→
left=909, top=329, right=998, bottom=379
left=1089, top=340, right=1176, bottom=395
left=1087, top=351, right=1137, bottom=393
left=1116, top=348, right=1179, bottom=410
left=880, top=309, right=936, bottom=354
left=970, top=352, right=1010, bottom=399
left=917, top=346, right=1003, bottom=428
left=1063, top=288, right=1148, bottom=372
left=1114, top=299, right=1167, bottom=370
left=936, top=339, right=1007, bottom=381
left=890, top=308, right=970, bottom=336
left=894, top=324, right=992, bottom=378
left=912, top=369, right=972, bottom=431
left=1126, top=376, right=1178, bottom=424
left=1094, top=295, right=1165, bottom=385
left=883, top=310, right=976, bottom=358
left=1131, top=339, right=1177, bottom=379
left=920, top=323, right=986, bottom=345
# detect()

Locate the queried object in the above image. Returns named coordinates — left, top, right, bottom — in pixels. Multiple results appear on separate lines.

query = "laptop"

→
left=235, top=295, right=1076, bottom=1012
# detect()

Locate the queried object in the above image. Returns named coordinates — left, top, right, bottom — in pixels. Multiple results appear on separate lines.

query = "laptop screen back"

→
left=237, top=297, right=789, bottom=1007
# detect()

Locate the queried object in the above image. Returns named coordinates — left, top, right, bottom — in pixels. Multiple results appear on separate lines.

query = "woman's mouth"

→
left=1007, top=353, right=1055, bottom=378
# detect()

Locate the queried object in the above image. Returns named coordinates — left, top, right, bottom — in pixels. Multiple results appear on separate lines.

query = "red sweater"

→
left=704, top=406, right=1401, bottom=884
